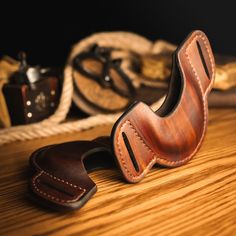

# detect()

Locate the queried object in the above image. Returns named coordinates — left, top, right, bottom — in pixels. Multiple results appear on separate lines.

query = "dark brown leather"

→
left=29, top=30, right=215, bottom=210
left=29, top=137, right=112, bottom=210
left=3, top=76, right=60, bottom=125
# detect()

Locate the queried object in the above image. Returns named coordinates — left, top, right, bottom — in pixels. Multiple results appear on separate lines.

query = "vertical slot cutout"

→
left=122, top=132, right=139, bottom=172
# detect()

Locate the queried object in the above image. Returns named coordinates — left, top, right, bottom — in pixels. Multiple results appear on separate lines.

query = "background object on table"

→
left=2, top=53, right=61, bottom=126
left=142, top=49, right=236, bottom=92
left=69, top=32, right=167, bottom=115
left=68, top=32, right=236, bottom=115
left=0, top=56, right=20, bottom=128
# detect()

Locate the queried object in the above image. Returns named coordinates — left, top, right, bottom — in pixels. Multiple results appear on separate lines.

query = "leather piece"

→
left=29, top=137, right=112, bottom=210
left=112, top=31, right=215, bottom=183
left=29, top=30, right=215, bottom=211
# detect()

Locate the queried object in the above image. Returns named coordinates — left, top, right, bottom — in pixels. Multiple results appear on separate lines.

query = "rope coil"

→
left=0, top=32, right=166, bottom=146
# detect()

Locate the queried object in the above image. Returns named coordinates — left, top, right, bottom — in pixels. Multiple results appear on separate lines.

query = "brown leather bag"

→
left=29, top=30, right=215, bottom=211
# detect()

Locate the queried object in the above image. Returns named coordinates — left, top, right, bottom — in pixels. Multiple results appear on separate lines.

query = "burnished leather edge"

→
left=29, top=144, right=97, bottom=211
left=111, top=30, right=215, bottom=183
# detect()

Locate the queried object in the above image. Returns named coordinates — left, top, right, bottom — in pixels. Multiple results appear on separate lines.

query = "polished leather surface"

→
left=29, top=137, right=112, bottom=210
left=112, top=31, right=215, bottom=182
left=29, top=30, right=215, bottom=210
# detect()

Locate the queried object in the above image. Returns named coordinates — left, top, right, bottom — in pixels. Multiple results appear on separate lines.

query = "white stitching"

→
left=117, top=120, right=157, bottom=180
left=32, top=171, right=86, bottom=203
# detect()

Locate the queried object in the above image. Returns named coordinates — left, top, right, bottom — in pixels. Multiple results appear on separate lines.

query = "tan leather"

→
left=112, top=31, right=215, bottom=183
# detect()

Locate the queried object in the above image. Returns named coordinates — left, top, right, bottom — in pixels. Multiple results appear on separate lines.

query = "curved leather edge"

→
left=111, top=30, right=215, bottom=183
left=29, top=138, right=111, bottom=211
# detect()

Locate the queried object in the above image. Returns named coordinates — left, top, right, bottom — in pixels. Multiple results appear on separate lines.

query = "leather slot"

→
left=196, top=40, right=210, bottom=79
left=38, top=178, right=76, bottom=198
left=122, top=132, right=139, bottom=172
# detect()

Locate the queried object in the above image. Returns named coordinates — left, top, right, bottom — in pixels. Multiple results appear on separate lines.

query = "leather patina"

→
left=29, top=137, right=112, bottom=211
left=29, top=30, right=215, bottom=210
left=112, top=30, right=215, bottom=182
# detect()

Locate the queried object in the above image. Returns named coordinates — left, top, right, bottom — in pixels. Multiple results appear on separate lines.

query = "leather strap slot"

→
left=38, top=179, right=76, bottom=198
left=122, top=132, right=139, bottom=172
left=196, top=40, right=210, bottom=79
left=32, top=171, right=85, bottom=203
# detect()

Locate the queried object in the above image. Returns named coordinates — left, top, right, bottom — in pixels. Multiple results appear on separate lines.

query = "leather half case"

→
left=29, top=30, right=215, bottom=211
left=112, top=30, right=215, bottom=182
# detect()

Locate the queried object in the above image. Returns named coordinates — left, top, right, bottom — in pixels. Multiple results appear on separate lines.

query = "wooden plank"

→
left=0, top=109, right=236, bottom=236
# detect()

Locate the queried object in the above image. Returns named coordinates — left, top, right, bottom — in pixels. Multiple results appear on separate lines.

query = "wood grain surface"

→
left=0, top=109, right=236, bottom=236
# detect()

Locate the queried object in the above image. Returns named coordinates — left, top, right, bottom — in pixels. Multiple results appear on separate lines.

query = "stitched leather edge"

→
left=117, top=120, right=157, bottom=180
left=32, top=171, right=86, bottom=204
left=115, top=32, right=215, bottom=180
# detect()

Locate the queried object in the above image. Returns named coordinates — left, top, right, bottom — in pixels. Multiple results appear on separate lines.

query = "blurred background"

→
left=1, top=0, right=236, bottom=66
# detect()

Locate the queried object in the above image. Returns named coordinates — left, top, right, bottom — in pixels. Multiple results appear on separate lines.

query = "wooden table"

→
left=1, top=109, right=236, bottom=236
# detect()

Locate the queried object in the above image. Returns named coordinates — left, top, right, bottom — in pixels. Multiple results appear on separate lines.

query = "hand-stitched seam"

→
left=156, top=32, right=214, bottom=164
left=185, top=34, right=214, bottom=95
left=116, top=120, right=157, bottom=180
left=32, top=171, right=86, bottom=203
left=116, top=32, right=215, bottom=172
left=175, top=32, right=214, bottom=162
